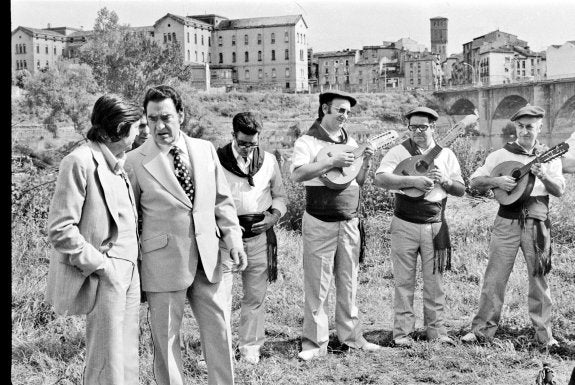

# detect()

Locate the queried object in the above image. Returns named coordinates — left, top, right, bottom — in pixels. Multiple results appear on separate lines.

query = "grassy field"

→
left=11, top=90, right=575, bottom=384
left=11, top=157, right=575, bottom=384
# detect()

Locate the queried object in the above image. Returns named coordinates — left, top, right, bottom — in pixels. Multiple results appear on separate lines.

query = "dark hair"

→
left=86, top=94, right=142, bottom=143
left=143, top=84, right=183, bottom=113
left=232, top=112, right=263, bottom=135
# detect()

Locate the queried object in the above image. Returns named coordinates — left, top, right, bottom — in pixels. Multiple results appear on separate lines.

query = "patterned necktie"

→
left=169, top=146, right=194, bottom=203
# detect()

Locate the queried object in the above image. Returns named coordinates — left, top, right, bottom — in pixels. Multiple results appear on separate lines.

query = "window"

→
left=284, top=31, right=289, bottom=42
left=208, top=37, right=211, bottom=47
left=258, top=51, right=262, bottom=61
left=271, top=68, right=276, bottom=78
left=285, top=49, right=289, bottom=60
left=187, top=50, right=190, bottom=61
left=163, top=34, right=167, bottom=43
left=45, top=46, right=48, bottom=54
left=245, top=69, right=250, bottom=80
left=325, top=68, right=329, bottom=74
left=195, top=51, right=198, bottom=61
left=219, top=53, right=223, bottom=63
left=218, top=36, right=223, bottom=46
left=202, top=52, right=205, bottom=62
left=194, top=33, right=197, bottom=44
left=46, top=60, right=49, bottom=68
left=232, top=35, right=236, bottom=46
left=245, top=51, right=249, bottom=62
left=37, top=60, right=40, bottom=69
left=201, top=35, right=204, bottom=45
left=286, top=82, right=290, bottom=88
left=258, top=69, right=263, bottom=79
left=187, top=32, right=190, bottom=43
left=168, top=33, right=172, bottom=42
left=23, top=60, right=27, bottom=68
left=54, top=47, right=56, bottom=54
left=23, top=44, right=27, bottom=54
left=244, top=34, right=248, bottom=45
left=300, top=49, right=304, bottom=61
left=208, top=53, right=211, bottom=62
left=271, top=50, right=276, bottom=61
left=271, top=33, right=275, bottom=44
left=232, top=52, right=236, bottom=63
left=172, top=32, right=176, bottom=41
left=285, top=68, right=290, bottom=77
left=257, top=34, right=262, bottom=44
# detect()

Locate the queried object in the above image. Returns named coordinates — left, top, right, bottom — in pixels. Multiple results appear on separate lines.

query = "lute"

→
left=317, top=130, right=399, bottom=190
left=490, top=142, right=569, bottom=206
left=392, top=121, right=466, bottom=198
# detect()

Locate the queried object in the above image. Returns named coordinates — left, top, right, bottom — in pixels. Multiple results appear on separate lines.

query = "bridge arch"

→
left=553, top=95, right=575, bottom=135
left=448, top=98, right=476, bottom=115
left=491, top=95, right=529, bottom=135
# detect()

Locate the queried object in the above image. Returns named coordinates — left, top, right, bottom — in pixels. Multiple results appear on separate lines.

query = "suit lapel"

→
left=185, top=136, right=201, bottom=213
left=90, top=142, right=120, bottom=226
left=142, top=139, right=193, bottom=209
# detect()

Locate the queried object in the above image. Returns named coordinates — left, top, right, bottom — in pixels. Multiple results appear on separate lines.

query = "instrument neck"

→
left=420, top=144, right=443, bottom=163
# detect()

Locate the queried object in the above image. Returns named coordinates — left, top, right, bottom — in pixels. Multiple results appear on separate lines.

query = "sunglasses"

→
left=329, top=105, right=352, bottom=116
left=407, top=124, right=432, bottom=132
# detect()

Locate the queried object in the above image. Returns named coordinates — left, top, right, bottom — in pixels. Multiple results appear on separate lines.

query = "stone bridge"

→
left=433, top=78, right=575, bottom=137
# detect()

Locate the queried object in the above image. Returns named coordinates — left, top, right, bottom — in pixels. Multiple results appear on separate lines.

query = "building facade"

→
left=211, top=15, right=309, bottom=92
left=546, top=41, right=575, bottom=79
left=12, top=26, right=70, bottom=73
left=462, top=30, right=528, bottom=85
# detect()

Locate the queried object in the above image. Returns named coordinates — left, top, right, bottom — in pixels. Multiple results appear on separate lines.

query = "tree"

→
left=79, top=7, right=193, bottom=101
left=24, top=62, right=99, bottom=136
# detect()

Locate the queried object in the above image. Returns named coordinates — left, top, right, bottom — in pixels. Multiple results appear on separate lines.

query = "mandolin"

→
left=392, top=120, right=466, bottom=198
left=490, top=142, right=569, bottom=206
left=317, top=130, right=399, bottom=190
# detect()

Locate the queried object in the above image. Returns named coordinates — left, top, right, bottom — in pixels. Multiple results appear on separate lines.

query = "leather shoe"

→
left=435, top=335, right=455, bottom=346
left=461, top=332, right=478, bottom=343
left=298, top=347, right=327, bottom=361
left=393, top=336, right=413, bottom=347
left=360, top=342, right=383, bottom=351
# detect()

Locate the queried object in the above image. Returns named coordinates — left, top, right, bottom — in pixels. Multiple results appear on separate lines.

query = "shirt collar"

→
left=231, top=140, right=253, bottom=163
left=98, top=142, right=126, bottom=175
left=156, top=132, right=188, bottom=155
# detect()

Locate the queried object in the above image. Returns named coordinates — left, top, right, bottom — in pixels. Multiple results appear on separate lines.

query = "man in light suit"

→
left=47, top=94, right=142, bottom=385
left=125, top=85, right=247, bottom=385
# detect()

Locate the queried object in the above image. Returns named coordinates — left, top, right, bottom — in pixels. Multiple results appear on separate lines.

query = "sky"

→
left=10, top=0, right=575, bottom=54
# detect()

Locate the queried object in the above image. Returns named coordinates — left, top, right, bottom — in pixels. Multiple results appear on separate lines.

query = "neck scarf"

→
left=217, top=142, right=264, bottom=187
left=306, top=120, right=348, bottom=144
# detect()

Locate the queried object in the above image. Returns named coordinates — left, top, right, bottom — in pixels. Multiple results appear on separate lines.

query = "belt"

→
left=238, top=213, right=265, bottom=239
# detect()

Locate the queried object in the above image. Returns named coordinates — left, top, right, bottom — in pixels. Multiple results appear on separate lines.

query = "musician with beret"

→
left=290, top=90, right=382, bottom=361
left=461, top=104, right=565, bottom=347
left=216, top=111, right=287, bottom=365
left=374, top=106, right=465, bottom=347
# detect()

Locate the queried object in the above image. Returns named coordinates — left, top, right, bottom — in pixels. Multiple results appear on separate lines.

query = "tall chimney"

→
left=47, top=23, right=51, bottom=29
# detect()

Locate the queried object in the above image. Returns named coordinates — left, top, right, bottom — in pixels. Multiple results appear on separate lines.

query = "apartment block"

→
left=211, top=15, right=309, bottom=92
left=12, top=26, right=71, bottom=73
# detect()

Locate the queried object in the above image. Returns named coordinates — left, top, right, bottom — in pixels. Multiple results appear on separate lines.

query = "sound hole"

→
left=415, top=160, right=429, bottom=174
left=511, top=169, right=521, bottom=179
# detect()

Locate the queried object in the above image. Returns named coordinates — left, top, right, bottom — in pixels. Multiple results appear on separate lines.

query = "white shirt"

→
left=155, top=133, right=191, bottom=172
left=231, top=142, right=254, bottom=174
left=470, top=142, right=565, bottom=196
left=375, top=141, right=464, bottom=202
left=221, top=151, right=287, bottom=216
left=290, top=134, right=360, bottom=187
left=564, top=131, right=575, bottom=163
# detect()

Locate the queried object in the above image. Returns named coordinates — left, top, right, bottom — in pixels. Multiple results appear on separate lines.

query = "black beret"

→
left=405, top=106, right=439, bottom=121
left=509, top=104, right=545, bottom=121
left=319, top=90, right=357, bottom=107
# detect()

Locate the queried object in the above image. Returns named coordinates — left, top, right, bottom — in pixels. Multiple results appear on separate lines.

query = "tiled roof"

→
left=216, top=15, right=306, bottom=30
left=315, top=50, right=357, bottom=58
left=154, top=13, right=212, bottom=28
left=13, top=26, right=66, bottom=38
